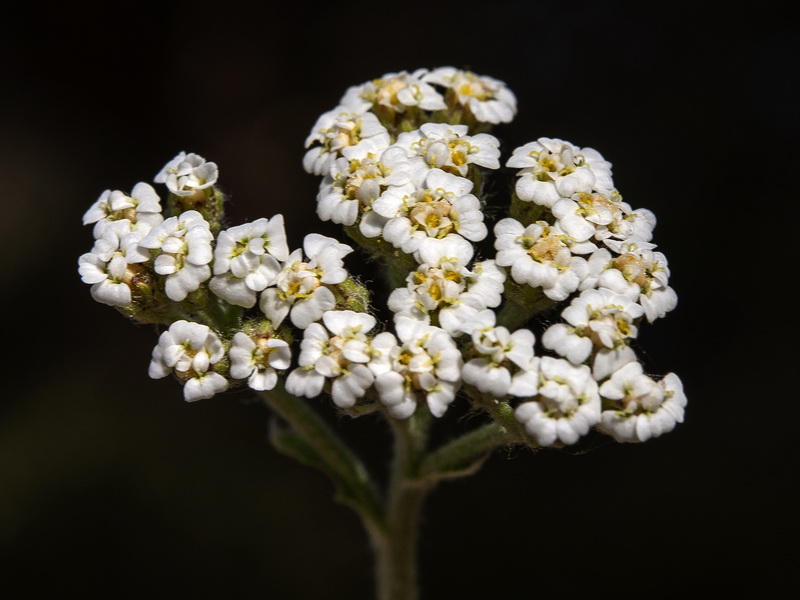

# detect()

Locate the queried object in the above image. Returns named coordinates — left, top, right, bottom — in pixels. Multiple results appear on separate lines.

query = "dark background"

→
left=2, top=1, right=796, bottom=598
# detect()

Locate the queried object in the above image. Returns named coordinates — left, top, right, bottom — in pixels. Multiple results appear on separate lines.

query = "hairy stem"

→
left=372, top=409, right=433, bottom=600
left=495, top=279, right=556, bottom=331
left=259, top=385, right=384, bottom=535
left=420, top=421, right=513, bottom=480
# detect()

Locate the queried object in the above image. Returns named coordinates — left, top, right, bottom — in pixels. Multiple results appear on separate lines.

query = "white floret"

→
left=542, top=287, right=644, bottom=379
left=506, top=138, right=614, bottom=208
left=596, top=365, right=686, bottom=443
left=148, top=320, right=228, bottom=402
left=259, top=234, right=353, bottom=329
left=138, top=210, right=214, bottom=301
left=581, top=243, right=677, bottom=322
left=371, top=317, right=462, bottom=419
left=394, top=123, right=501, bottom=177
left=459, top=309, right=536, bottom=397
left=316, top=140, right=412, bottom=227
left=154, top=152, right=219, bottom=197
left=514, top=356, right=601, bottom=447
left=303, top=107, right=390, bottom=176
left=78, top=222, right=153, bottom=307
left=285, top=310, right=377, bottom=408
left=494, top=218, right=594, bottom=302
left=83, top=182, right=164, bottom=239
left=339, top=69, right=447, bottom=113
left=372, top=168, right=486, bottom=254
left=423, top=67, right=517, bottom=124
left=209, top=215, right=288, bottom=308
left=229, top=331, right=291, bottom=391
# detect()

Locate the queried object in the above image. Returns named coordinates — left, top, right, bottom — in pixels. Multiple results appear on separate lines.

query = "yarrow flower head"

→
left=494, top=217, right=594, bottom=302
left=423, top=67, right=517, bottom=125
left=303, top=106, right=390, bottom=176
left=286, top=310, right=378, bottom=409
left=340, top=68, right=447, bottom=115
left=316, top=139, right=412, bottom=228
left=370, top=168, right=488, bottom=254
left=507, top=138, right=614, bottom=208
left=395, top=123, right=501, bottom=178
left=542, top=287, right=644, bottom=380
left=370, top=316, right=463, bottom=419
left=79, top=69, right=686, bottom=442
left=155, top=152, right=219, bottom=197
left=597, top=363, right=686, bottom=443
left=82, top=182, right=163, bottom=239
left=209, top=215, right=289, bottom=308
left=229, top=329, right=291, bottom=392
left=79, top=72, right=689, bottom=582
left=138, top=210, right=214, bottom=302
left=514, top=356, right=601, bottom=447
left=260, top=233, right=353, bottom=329
left=148, top=320, right=228, bottom=401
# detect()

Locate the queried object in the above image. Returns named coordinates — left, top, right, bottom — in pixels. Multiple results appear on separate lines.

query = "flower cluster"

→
left=78, top=151, right=366, bottom=402
left=79, top=67, right=686, bottom=446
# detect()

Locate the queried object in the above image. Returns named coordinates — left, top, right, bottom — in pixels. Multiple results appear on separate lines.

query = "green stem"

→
left=420, top=422, right=513, bottom=481
left=259, top=385, right=384, bottom=535
left=372, top=409, right=433, bottom=600
left=262, top=384, right=522, bottom=600
left=206, top=294, right=244, bottom=335
left=479, top=400, right=531, bottom=446
left=495, top=279, right=556, bottom=331
left=508, top=191, right=548, bottom=226
left=343, top=224, right=417, bottom=290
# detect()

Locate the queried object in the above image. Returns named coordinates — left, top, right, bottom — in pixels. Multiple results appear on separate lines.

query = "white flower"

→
left=582, top=243, right=677, bottom=323
left=514, top=357, right=601, bottom=447
left=154, top=152, right=219, bottom=197
left=459, top=309, right=536, bottom=397
left=423, top=67, right=517, bottom=124
left=83, top=183, right=164, bottom=240
left=551, top=191, right=656, bottom=247
left=340, top=69, right=446, bottom=113
left=260, top=234, right=353, bottom=329
left=87, top=212, right=163, bottom=258
left=494, top=218, right=595, bottom=302
left=542, top=288, right=643, bottom=380
left=148, top=320, right=228, bottom=402
left=395, top=123, right=501, bottom=177
left=316, top=140, right=411, bottom=228
left=507, top=355, right=540, bottom=399
left=78, top=221, right=153, bottom=307
left=370, top=316, right=462, bottom=419
left=79, top=252, right=131, bottom=307
left=388, top=236, right=505, bottom=336
left=596, top=364, right=686, bottom=443
left=138, top=210, right=214, bottom=301
left=285, top=310, right=377, bottom=408
left=209, top=215, right=289, bottom=308
left=303, top=107, right=390, bottom=176
left=229, top=331, right=291, bottom=391
left=372, top=168, right=487, bottom=253
left=182, top=372, right=229, bottom=402
left=507, top=138, right=614, bottom=208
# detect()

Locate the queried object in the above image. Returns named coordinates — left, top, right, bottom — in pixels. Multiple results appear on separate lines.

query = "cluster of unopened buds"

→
left=79, top=66, right=686, bottom=447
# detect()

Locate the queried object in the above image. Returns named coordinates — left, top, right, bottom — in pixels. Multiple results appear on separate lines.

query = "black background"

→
left=2, top=1, right=796, bottom=598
